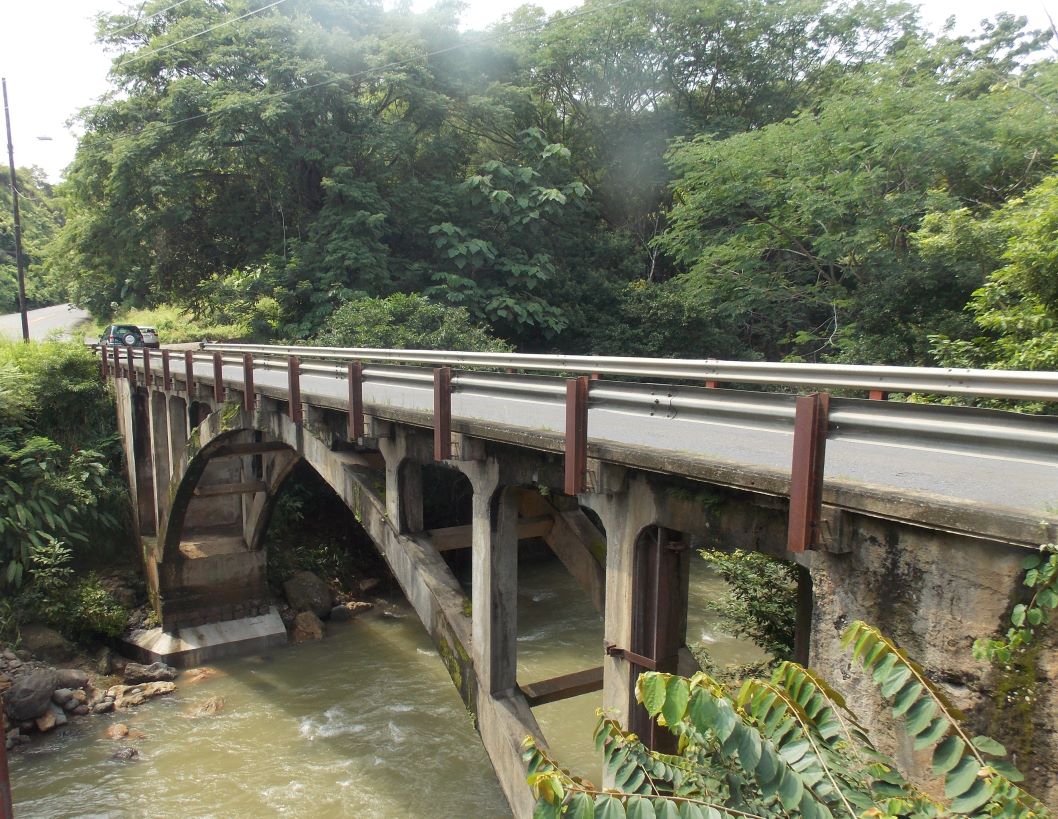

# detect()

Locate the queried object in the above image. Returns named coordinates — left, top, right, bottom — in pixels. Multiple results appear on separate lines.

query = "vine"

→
left=973, top=544, right=1058, bottom=760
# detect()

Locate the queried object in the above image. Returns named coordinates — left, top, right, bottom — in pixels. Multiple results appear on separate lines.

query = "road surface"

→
left=155, top=356, right=1058, bottom=527
left=0, top=303, right=91, bottom=341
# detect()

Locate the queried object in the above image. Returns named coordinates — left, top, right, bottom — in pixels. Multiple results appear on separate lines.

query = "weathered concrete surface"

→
left=123, top=608, right=288, bottom=667
left=804, top=515, right=1058, bottom=805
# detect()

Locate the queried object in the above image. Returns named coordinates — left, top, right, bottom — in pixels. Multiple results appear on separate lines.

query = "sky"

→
left=1, top=0, right=1054, bottom=182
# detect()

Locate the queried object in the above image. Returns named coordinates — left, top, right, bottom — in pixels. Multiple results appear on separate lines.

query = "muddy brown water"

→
left=10, top=557, right=765, bottom=818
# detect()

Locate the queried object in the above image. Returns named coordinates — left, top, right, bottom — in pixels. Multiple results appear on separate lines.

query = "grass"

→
left=89, top=305, right=250, bottom=344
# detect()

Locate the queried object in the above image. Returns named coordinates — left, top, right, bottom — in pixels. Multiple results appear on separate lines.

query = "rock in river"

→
left=123, top=661, right=177, bottom=685
left=291, top=611, right=324, bottom=643
left=4, top=669, right=58, bottom=721
left=283, top=571, right=333, bottom=618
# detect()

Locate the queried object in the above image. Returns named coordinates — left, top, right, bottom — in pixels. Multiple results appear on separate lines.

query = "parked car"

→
left=99, top=324, right=145, bottom=347
left=139, top=326, right=160, bottom=348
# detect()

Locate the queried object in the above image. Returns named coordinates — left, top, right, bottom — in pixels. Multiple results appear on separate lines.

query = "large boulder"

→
left=291, top=611, right=324, bottom=643
left=283, top=571, right=333, bottom=618
left=19, top=624, right=75, bottom=664
left=123, top=662, right=176, bottom=685
left=53, top=668, right=90, bottom=690
left=4, top=669, right=58, bottom=721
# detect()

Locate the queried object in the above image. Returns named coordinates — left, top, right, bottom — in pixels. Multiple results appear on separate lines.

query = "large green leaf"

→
left=944, top=756, right=981, bottom=798
left=595, top=795, right=627, bottom=819
left=949, top=778, right=994, bottom=814
left=567, top=792, right=595, bottom=819
left=625, top=796, right=657, bottom=819
left=777, top=768, right=805, bottom=811
left=662, top=677, right=690, bottom=728
left=640, top=674, right=668, bottom=717
left=931, top=734, right=965, bottom=775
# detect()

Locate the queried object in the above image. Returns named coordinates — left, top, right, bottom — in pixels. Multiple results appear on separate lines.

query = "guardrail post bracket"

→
left=787, top=392, right=830, bottom=553
left=434, top=366, right=452, bottom=461
left=564, top=376, right=589, bottom=495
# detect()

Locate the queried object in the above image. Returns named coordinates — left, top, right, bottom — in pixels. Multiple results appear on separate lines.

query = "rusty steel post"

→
left=242, top=353, right=255, bottom=412
left=869, top=389, right=889, bottom=401
left=112, top=346, right=120, bottom=379
left=126, top=347, right=135, bottom=388
left=212, top=352, right=224, bottom=402
left=564, top=376, right=589, bottom=495
left=704, top=380, right=719, bottom=389
left=347, top=361, right=364, bottom=441
left=434, top=366, right=452, bottom=461
left=184, top=351, right=195, bottom=394
left=162, top=350, right=172, bottom=391
left=142, top=348, right=152, bottom=388
left=287, top=356, right=302, bottom=423
left=787, top=392, right=830, bottom=553
left=100, top=348, right=108, bottom=380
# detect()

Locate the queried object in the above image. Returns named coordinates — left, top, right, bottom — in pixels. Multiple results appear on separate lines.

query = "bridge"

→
left=100, top=343, right=1058, bottom=815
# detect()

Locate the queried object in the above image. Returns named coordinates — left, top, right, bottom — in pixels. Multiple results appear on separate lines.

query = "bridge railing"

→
left=99, top=343, right=1058, bottom=551
left=202, top=342, right=1058, bottom=403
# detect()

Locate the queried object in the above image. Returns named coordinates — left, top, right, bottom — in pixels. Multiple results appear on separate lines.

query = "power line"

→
left=117, top=0, right=291, bottom=66
left=107, top=0, right=198, bottom=37
left=98, top=0, right=639, bottom=142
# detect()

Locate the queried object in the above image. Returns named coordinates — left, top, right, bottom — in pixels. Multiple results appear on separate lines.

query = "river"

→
left=10, top=555, right=766, bottom=818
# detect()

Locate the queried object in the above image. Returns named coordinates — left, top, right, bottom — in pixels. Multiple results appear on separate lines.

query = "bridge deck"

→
left=185, top=360, right=1057, bottom=544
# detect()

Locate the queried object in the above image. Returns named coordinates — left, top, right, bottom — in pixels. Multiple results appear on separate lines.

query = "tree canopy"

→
left=32, top=0, right=1058, bottom=368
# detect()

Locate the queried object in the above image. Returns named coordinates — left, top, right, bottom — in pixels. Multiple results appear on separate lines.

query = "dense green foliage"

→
left=37, top=0, right=1055, bottom=365
left=0, top=341, right=130, bottom=639
left=1, top=167, right=65, bottom=312
left=660, top=37, right=1058, bottom=364
left=928, top=174, right=1058, bottom=376
left=525, top=620, right=1048, bottom=817
left=700, top=550, right=798, bottom=660
left=312, top=293, right=509, bottom=350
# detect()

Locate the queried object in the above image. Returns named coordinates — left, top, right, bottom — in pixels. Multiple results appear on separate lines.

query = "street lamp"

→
left=2, top=77, right=28, bottom=341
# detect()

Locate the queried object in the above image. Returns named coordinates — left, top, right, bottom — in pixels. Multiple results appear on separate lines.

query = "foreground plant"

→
left=525, top=621, right=1049, bottom=818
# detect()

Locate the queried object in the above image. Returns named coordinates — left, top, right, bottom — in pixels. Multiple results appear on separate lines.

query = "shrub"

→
left=526, top=620, right=1048, bottom=817
left=312, top=293, right=511, bottom=351
left=700, top=550, right=799, bottom=661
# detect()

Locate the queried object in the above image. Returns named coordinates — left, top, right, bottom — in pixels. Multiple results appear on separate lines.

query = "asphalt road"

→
left=0, top=303, right=91, bottom=341
left=164, top=357, right=1058, bottom=525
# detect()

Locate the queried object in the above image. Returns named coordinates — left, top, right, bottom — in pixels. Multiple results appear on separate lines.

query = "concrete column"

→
left=461, top=458, right=520, bottom=695
left=583, top=469, right=659, bottom=731
left=380, top=427, right=424, bottom=534
left=132, top=390, right=157, bottom=536
left=148, top=390, right=171, bottom=535
left=168, top=395, right=188, bottom=467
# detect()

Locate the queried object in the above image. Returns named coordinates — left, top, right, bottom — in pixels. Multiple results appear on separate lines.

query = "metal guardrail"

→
left=98, top=343, right=1058, bottom=549
left=203, top=342, right=1058, bottom=402
left=164, top=347, right=1058, bottom=458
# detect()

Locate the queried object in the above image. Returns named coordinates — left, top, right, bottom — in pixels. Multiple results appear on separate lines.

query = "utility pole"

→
left=3, top=77, right=29, bottom=342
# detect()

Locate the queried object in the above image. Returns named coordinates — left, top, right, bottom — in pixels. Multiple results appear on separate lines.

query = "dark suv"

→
left=99, top=324, right=145, bottom=347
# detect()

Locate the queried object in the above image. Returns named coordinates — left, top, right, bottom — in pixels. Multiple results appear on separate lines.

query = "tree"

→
left=0, top=167, right=64, bottom=312
left=658, top=31, right=1058, bottom=364
left=927, top=172, right=1058, bottom=380
left=425, top=128, right=591, bottom=343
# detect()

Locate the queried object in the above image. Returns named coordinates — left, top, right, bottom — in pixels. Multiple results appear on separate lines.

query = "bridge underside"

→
left=111, top=373, right=1058, bottom=815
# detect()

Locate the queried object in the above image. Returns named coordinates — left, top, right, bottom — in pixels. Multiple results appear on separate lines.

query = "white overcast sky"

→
left=2, top=0, right=1055, bottom=181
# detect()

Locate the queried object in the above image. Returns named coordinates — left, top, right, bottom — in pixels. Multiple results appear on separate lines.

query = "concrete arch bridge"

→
left=103, top=344, right=1058, bottom=814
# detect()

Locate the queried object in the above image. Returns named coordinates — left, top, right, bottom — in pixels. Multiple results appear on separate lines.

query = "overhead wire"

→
left=91, top=0, right=640, bottom=147
left=117, top=0, right=292, bottom=66
left=106, top=0, right=199, bottom=37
